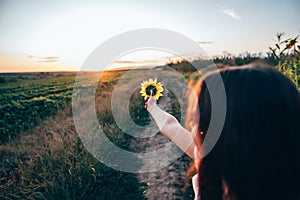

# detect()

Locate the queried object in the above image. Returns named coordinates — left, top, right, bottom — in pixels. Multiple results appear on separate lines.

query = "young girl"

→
left=146, top=64, right=300, bottom=200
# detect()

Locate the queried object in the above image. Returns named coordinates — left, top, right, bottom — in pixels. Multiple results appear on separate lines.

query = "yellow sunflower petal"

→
left=140, top=78, right=164, bottom=100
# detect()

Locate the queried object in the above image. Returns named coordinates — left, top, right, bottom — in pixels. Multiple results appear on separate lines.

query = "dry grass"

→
left=0, top=70, right=144, bottom=199
left=0, top=69, right=197, bottom=199
left=0, top=104, right=143, bottom=199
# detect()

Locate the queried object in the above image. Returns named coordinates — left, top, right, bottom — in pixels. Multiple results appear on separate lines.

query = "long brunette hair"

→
left=191, top=64, right=300, bottom=200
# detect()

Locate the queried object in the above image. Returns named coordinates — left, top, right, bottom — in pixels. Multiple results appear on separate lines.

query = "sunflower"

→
left=140, top=79, right=164, bottom=100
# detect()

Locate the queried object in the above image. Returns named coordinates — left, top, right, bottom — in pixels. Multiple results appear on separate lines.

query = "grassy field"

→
left=0, top=73, right=76, bottom=143
left=0, top=69, right=193, bottom=199
left=0, top=40, right=299, bottom=199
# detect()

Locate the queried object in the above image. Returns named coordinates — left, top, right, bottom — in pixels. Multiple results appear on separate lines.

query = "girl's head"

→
left=190, top=64, right=300, bottom=200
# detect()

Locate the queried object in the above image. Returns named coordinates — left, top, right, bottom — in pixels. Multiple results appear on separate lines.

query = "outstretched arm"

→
left=146, top=97, right=195, bottom=159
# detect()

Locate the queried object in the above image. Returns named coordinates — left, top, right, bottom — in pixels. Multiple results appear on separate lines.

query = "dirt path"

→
left=130, top=89, right=194, bottom=199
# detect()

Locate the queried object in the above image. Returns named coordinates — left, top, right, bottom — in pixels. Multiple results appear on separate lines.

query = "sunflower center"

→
left=146, top=85, right=157, bottom=96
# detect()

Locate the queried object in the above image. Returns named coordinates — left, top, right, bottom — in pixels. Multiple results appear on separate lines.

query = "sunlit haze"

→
left=0, top=0, right=299, bottom=72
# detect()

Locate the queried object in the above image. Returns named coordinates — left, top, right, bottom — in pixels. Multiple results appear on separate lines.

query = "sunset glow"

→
left=0, top=0, right=299, bottom=72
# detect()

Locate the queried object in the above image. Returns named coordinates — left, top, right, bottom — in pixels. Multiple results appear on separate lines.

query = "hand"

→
left=144, top=96, right=156, bottom=112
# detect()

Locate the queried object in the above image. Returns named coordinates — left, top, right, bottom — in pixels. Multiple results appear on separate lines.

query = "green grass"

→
left=2, top=44, right=298, bottom=199
left=0, top=74, right=76, bottom=143
left=0, top=69, right=193, bottom=199
left=0, top=110, right=143, bottom=200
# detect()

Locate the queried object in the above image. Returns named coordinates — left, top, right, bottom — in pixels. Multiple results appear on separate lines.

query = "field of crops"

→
left=0, top=70, right=127, bottom=144
left=0, top=69, right=194, bottom=199
left=0, top=74, right=76, bottom=143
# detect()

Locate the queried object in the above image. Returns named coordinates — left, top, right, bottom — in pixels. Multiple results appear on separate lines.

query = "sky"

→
left=0, top=0, right=299, bottom=72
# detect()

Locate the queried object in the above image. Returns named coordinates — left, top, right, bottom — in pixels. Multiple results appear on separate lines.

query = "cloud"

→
left=40, top=56, right=59, bottom=62
left=27, top=55, right=59, bottom=63
left=221, top=9, right=241, bottom=20
left=113, top=60, right=136, bottom=64
left=113, top=58, right=165, bottom=65
left=197, top=41, right=214, bottom=44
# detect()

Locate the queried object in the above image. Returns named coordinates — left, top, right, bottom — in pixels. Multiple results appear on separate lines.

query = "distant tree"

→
left=166, top=58, right=197, bottom=74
